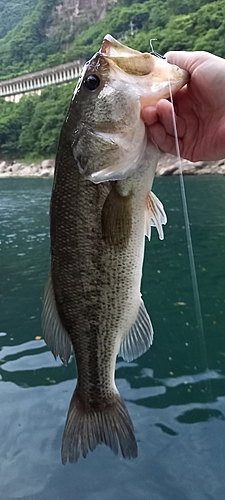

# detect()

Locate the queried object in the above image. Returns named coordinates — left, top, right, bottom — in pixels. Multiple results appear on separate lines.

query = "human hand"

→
left=142, top=51, right=225, bottom=162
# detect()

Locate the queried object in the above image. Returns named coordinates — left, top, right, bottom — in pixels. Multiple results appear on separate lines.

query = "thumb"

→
left=165, top=51, right=193, bottom=72
left=165, top=50, right=221, bottom=75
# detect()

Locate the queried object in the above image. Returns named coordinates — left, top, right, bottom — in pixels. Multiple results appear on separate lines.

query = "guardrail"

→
left=0, top=60, right=84, bottom=102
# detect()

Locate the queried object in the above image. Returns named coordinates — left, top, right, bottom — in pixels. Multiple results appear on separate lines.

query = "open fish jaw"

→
left=101, top=34, right=189, bottom=107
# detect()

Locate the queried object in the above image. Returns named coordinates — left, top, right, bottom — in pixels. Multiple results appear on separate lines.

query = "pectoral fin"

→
left=145, top=191, right=167, bottom=241
left=42, top=273, right=72, bottom=364
left=119, top=298, right=153, bottom=362
left=102, top=183, right=133, bottom=247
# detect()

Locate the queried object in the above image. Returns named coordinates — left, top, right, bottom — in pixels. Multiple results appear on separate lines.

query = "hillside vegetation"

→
left=0, top=0, right=61, bottom=79
left=0, top=0, right=38, bottom=40
left=0, top=0, right=224, bottom=160
left=0, top=0, right=224, bottom=80
left=67, top=0, right=225, bottom=61
left=0, top=82, right=75, bottom=161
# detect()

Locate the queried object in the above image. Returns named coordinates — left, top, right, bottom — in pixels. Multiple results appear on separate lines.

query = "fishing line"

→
left=166, top=63, right=211, bottom=382
left=150, top=39, right=211, bottom=395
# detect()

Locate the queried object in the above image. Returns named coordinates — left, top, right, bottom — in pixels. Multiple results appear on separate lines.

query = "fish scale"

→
left=42, top=34, right=188, bottom=463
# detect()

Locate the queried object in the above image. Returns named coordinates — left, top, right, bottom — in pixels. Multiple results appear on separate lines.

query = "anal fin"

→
left=42, top=272, right=72, bottom=364
left=145, top=191, right=167, bottom=241
left=119, top=298, right=153, bottom=362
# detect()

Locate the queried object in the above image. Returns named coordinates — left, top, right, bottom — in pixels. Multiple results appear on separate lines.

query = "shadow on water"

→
left=0, top=177, right=225, bottom=500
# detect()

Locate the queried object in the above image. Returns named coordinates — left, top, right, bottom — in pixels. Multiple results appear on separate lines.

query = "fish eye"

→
left=83, top=74, right=100, bottom=92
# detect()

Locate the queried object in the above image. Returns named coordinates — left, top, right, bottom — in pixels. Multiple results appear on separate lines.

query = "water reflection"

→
left=0, top=177, right=225, bottom=499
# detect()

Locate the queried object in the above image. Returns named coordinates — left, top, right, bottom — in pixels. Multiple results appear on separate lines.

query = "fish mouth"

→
left=100, top=34, right=189, bottom=106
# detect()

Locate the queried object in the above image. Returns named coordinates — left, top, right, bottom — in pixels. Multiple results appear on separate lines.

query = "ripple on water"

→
left=1, top=177, right=225, bottom=499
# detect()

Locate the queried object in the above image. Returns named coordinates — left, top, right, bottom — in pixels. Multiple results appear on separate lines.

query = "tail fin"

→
left=61, top=389, right=138, bottom=464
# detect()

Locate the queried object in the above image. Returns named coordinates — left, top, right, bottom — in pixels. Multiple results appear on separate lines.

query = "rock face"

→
left=48, top=0, right=117, bottom=40
left=41, top=159, right=55, bottom=169
left=0, top=155, right=225, bottom=178
left=75, top=0, right=116, bottom=18
left=0, top=160, right=55, bottom=178
left=156, top=154, right=225, bottom=176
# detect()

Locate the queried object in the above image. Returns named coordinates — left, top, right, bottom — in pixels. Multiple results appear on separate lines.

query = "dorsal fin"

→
left=102, top=183, right=133, bottom=247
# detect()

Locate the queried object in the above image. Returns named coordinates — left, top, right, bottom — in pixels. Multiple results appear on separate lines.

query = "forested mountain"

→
left=0, top=0, right=224, bottom=160
left=0, top=0, right=39, bottom=40
left=0, top=0, right=116, bottom=79
left=0, top=0, right=224, bottom=79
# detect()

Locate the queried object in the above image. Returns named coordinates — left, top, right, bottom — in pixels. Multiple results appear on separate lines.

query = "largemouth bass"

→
left=42, top=35, right=188, bottom=463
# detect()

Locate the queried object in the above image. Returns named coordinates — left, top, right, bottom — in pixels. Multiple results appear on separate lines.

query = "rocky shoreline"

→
left=156, top=154, right=225, bottom=176
left=0, top=159, right=55, bottom=178
left=0, top=155, right=225, bottom=178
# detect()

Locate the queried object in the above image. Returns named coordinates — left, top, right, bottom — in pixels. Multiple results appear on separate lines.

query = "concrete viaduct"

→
left=0, top=60, right=84, bottom=103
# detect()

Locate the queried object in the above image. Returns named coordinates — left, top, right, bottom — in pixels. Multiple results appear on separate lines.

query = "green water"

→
left=0, top=177, right=225, bottom=500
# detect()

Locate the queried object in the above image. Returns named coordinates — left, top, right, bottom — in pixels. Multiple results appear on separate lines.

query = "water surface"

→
left=0, top=177, right=225, bottom=500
